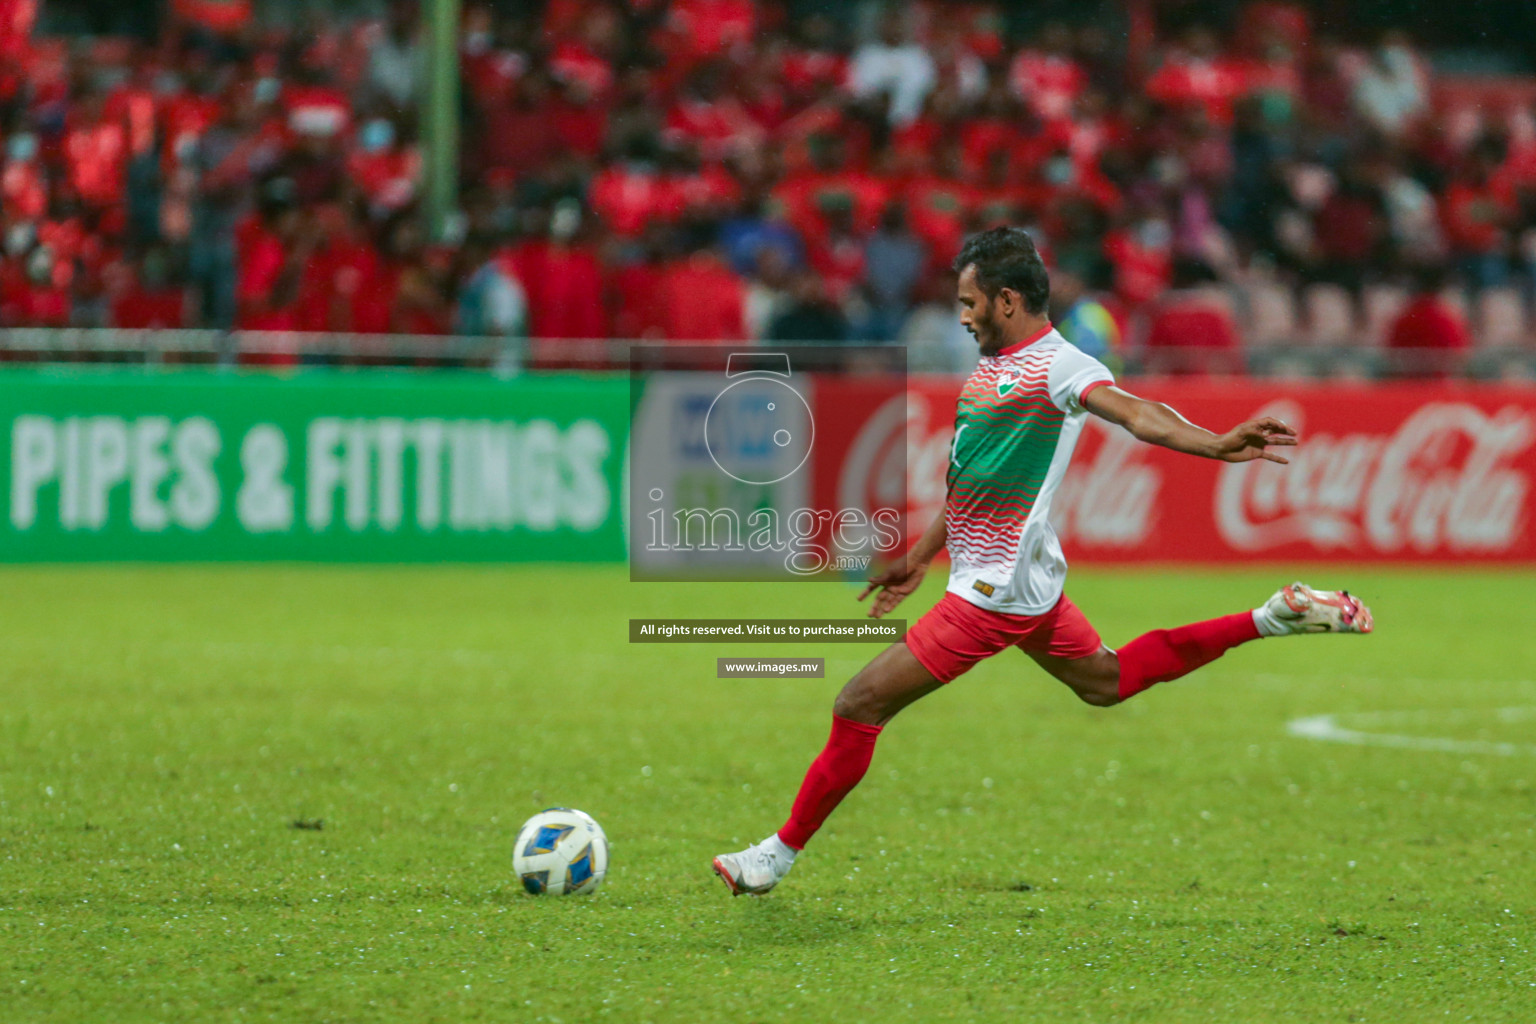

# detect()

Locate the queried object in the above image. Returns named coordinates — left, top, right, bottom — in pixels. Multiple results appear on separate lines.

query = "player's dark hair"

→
left=953, top=227, right=1050, bottom=315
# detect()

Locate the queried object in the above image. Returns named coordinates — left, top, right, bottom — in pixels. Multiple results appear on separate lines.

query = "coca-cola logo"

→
left=837, top=390, right=954, bottom=540
left=1051, top=418, right=1160, bottom=546
left=836, top=391, right=915, bottom=553
left=1217, top=401, right=1534, bottom=553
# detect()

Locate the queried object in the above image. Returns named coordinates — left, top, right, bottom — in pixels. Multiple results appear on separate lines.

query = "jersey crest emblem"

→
left=996, top=367, right=1025, bottom=397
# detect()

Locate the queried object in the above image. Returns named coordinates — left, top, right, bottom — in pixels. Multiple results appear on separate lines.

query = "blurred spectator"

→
left=1141, top=258, right=1242, bottom=374
left=1008, top=22, right=1084, bottom=123
left=1313, top=166, right=1386, bottom=292
left=847, top=12, right=935, bottom=127
left=719, top=191, right=803, bottom=278
left=609, top=222, right=672, bottom=339
left=743, top=245, right=794, bottom=340
left=1050, top=268, right=1122, bottom=370
left=1351, top=31, right=1427, bottom=140
left=1385, top=264, right=1470, bottom=377
left=904, top=142, right=973, bottom=270
left=767, top=268, right=848, bottom=342
left=111, top=247, right=186, bottom=329
left=897, top=272, right=974, bottom=372
left=659, top=244, right=745, bottom=342
left=516, top=201, right=608, bottom=344
left=1443, top=139, right=1514, bottom=291
left=456, top=236, right=526, bottom=338
left=664, top=62, right=763, bottom=164
left=295, top=203, right=383, bottom=333
left=1145, top=26, right=1248, bottom=126
left=235, top=200, right=304, bottom=331
left=348, top=117, right=421, bottom=217
left=590, top=138, right=675, bottom=239
left=1104, top=206, right=1173, bottom=309
left=664, top=0, right=757, bottom=69
left=368, top=2, right=423, bottom=113
left=861, top=202, right=925, bottom=340
left=481, top=71, right=562, bottom=182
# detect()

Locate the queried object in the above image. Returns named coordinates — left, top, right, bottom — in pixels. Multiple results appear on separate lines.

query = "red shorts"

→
left=904, top=591, right=1104, bottom=684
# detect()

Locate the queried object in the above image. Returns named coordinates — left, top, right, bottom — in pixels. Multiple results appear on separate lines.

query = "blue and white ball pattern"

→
left=513, top=808, right=609, bottom=895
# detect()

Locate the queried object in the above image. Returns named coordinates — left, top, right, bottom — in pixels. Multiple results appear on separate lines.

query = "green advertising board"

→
left=0, top=369, right=628, bottom=562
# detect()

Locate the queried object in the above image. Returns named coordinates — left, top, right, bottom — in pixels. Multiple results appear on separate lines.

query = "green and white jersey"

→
left=945, top=325, right=1115, bottom=615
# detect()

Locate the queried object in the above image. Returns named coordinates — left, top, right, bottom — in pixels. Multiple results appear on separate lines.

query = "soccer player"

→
left=712, top=227, right=1374, bottom=896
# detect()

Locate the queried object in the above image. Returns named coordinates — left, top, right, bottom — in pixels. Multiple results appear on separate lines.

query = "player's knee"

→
left=1075, top=685, right=1120, bottom=708
left=833, top=676, right=883, bottom=723
left=1071, top=667, right=1122, bottom=707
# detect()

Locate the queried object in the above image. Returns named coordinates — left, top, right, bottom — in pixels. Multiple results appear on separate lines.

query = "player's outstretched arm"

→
left=857, top=507, right=947, bottom=618
left=1083, top=385, right=1297, bottom=464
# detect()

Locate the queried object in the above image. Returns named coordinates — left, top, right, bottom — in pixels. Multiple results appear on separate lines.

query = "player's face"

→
left=957, top=265, right=1003, bottom=354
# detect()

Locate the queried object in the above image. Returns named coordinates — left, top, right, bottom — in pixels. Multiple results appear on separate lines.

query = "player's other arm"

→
left=1083, top=385, right=1297, bottom=464
left=858, top=505, right=947, bottom=619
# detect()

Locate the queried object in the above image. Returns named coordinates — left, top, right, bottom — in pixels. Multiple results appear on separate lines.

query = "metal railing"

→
left=0, top=329, right=1531, bottom=380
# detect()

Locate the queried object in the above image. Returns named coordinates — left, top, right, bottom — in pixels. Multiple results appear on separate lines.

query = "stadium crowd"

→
left=6, top=0, right=1536, bottom=371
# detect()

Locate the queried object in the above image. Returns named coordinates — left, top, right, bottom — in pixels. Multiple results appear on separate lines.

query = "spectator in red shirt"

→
left=1145, top=26, right=1249, bottom=127
left=780, top=13, right=846, bottom=105
left=296, top=203, right=384, bottom=333
left=8, top=245, right=71, bottom=327
left=549, top=7, right=619, bottom=99
left=590, top=138, right=679, bottom=238
left=773, top=134, right=889, bottom=247
left=1313, top=169, right=1386, bottom=294
left=663, top=0, right=757, bottom=72
left=479, top=71, right=562, bottom=182
left=659, top=244, right=746, bottom=342
left=609, top=224, right=672, bottom=340
left=104, top=60, right=160, bottom=158
left=905, top=142, right=975, bottom=270
left=1104, top=209, right=1174, bottom=309
left=1385, top=264, right=1470, bottom=377
left=522, top=201, right=610, bottom=357
left=1009, top=22, right=1085, bottom=124
left=664, top=61, right=763, bottom=165
left=1443, top=140, right=1513, bottom=291
left=806, top=204, right=867, bottom=306
left=236, top=203, right=304, bottom=333
left=552, top=79, right=610, bottom=164
left=1142, top=258, right=1243, bottom=374
left=2, top=130, right=46, bottom=220
left=64, top=91, right=130, bottom=211
left=347, top=115, right=420, bottom=216
left=110, top=246, right=187, bottom=329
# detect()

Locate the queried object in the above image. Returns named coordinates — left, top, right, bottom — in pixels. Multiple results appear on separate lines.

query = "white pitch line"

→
left=1287, top=709, right=1536, bottom=757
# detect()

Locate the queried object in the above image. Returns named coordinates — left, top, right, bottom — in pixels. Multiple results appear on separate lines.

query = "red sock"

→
left=1116, top=611, right=1261, bottom=701
left=777, top=714, right=883, bottom=850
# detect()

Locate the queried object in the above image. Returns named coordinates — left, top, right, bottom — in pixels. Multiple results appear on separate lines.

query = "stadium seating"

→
left=0, top=1, right=1532, bottom=380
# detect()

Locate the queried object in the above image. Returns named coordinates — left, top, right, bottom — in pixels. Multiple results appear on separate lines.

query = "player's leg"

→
left=1026, top=583, right=1373, bottom=706
left=711, top=643, right=941, bottom=896
left=831, top=640, right=947, bottom=725
left=713, top=593, right=1007, bottom=896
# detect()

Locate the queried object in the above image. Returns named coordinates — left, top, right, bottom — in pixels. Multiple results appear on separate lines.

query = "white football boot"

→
left=1257, top=582, right=1374, bottom=635
left=712, top=835, right=796, bottom=896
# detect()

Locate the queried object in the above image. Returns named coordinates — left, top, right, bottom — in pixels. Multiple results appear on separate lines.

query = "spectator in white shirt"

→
left=847, top=13, right=936, bottom=127
left=1352, top=31, right=1427, bottom=139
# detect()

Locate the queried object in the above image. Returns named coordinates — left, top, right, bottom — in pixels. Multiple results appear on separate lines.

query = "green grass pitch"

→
left=2, top=564, right=1534, bottom=1022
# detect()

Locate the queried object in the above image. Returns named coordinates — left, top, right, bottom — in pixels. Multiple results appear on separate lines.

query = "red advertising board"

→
left=820, top=377, right=1536, bottom=564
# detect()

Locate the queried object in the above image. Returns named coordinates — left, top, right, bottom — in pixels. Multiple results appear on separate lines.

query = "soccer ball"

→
left=513, top=807, right=608, bottom=895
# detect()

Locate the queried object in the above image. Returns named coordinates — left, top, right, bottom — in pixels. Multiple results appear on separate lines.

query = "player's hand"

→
left=1213, top=416, right=1298, bottom=464
left=857, top=559, right=927, bottom=619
